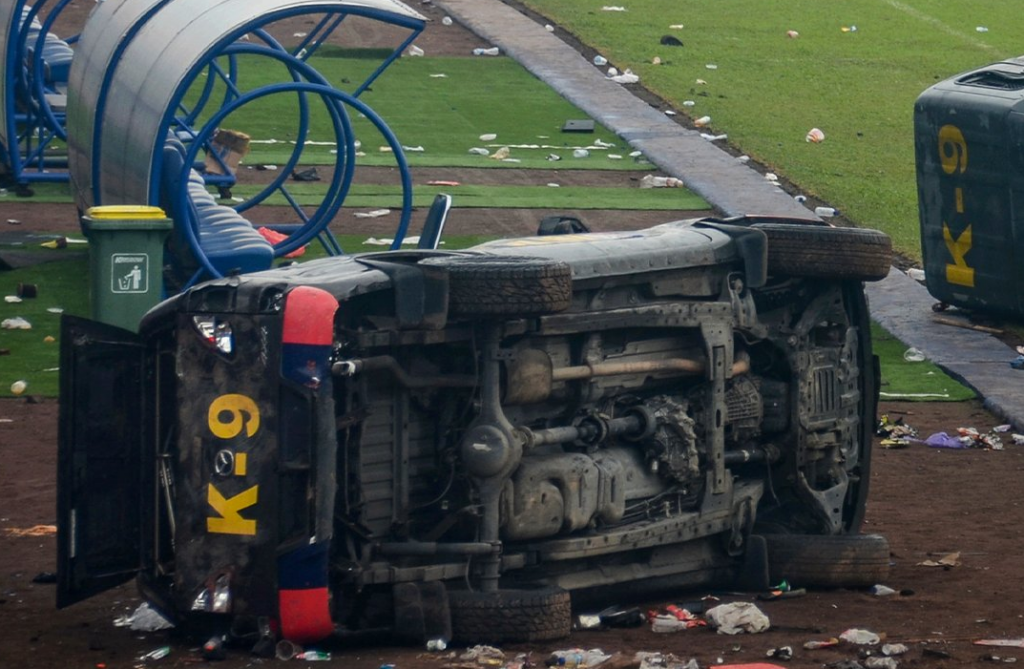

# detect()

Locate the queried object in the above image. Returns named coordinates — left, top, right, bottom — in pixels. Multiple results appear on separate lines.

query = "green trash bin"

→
left=81, top=205, right=173, bottom=332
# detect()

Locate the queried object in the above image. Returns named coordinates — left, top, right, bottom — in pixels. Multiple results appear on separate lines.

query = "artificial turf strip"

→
left=871, top=322, right=976, bottom=402
left=192, top=55, right=652, bottom=171
left=228, top=183, right=710, bottom=210
left=13, top=181, right=711, bottom=211
left=519, top=0, right=1024, bottom=260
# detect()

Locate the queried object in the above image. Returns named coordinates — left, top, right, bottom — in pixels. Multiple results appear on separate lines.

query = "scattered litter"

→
left=547, top=153, right=562, bottom=161
left=427, top=180, right=460, bottom=186
left=594, top=55, right=608, bottom=66
left=907, top=268, right=926, bottom=281
left=379, top=146, right=393, bottom=152
left=469, top=147, right=490, bottom=156
left=978, top=640, right=1024, bottom=648
left=47, top=307, right=63, bottom=314
left=442, top=16, right=453, bottom=26
left=2, top=317, right=31, bottom=330
left=4, top=296, right=21, bottom=303
left=629, top=150, right=643, bottom=158
left=995, top=424, right=1013, bottom=433
left=767, top=646, right=793, bottom=661
left=806, top=127, right=826, bottom=143
left=472, top=47, right=500, bottom=56
left=870, top=584, right=897, bottom=596
left=977, top=26, right=990, bottom=32
left=705, top=63, right=718, bottom=70
left=682, top=100, right=696, bottom=107
left=876, top=414, right=918, bottom=447
left=694, top=115, right=712, bottom=128
left=917, top=551, right=961, bottom=567
left=491, top=147, right=511, bottom=160
left=403, top=145, right=425, bottom=152
left=293, top=32, right=307, bottom=37
left=547, top=183, right=560, bottom=188
left=295, top=650, right=331, bottom=660
left=665, top=110, right=677, bottom=116
left=548, top=649, right=611, bottom=667
left=594, top=138, right=615, bottom=148
left=700, top=133, right=728, bottom=141
left=794, top=195, right=807, bottom=203
left=705, top=602, right=769, bottom=635
left=839, top=628, right=881, bottom=645
left=573, top=149, right=590, bottom=158
left=865, top=658, right=898, bottom=669
left=608, top=154, right=623, bottom=160
left=139, top=647, right=171, bottom=661
left=815, top=206, right=839, bottom=217
left=602, top=6, right=627, bottom=11
left=652, top=57, right=662, bottom=65
left=31, top=571, right=56, bottom=583
left=429, top=73, right=447, bottom=78
left=765, top=173, right=779, bottom=182
left=608, top=69, right=640, bottom=84
left=640, top=175, right=683, bottom=188
left=292, top=167, right=321, bottom=182
left=407, top=44, right=424, bottom=57
left=43, top=336, right=55, bottom=343
left=460, top=645, right=504, bottom=663
left=923, top=432, right=965, bottom=448
left=669, top=24, right=684, bottom=29
left=842, top=25, right=858, bottom=32
left=696, top=78, right=707, bottom=85
left=10, top=380, right=27, bottom=396
left=354, top=209, right=391, bottom=219
left=113, top=602, right=175, bottom=631
left=737, top=155, right=751, bottom=163
left=882, top=643, right=909, bottom=656
left=40, top=237, right=67, bottom=249
left=545, top=24, right=555, bottom=32
left=787, top=30, right=800, bottom=38
left=804, top=638, right=840, bottom=650
left=479, top=133, right=497, bottom=141
left=661, top=35, right=683, bottom=47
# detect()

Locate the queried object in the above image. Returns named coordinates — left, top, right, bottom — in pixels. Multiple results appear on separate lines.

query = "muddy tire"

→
left=752, top=223, right=892, bottom=281
left=763, top=533, right=890, bottom=589
left=448, top=587, right=571, bottom=644
left=421, top=255, right=572, bottom=316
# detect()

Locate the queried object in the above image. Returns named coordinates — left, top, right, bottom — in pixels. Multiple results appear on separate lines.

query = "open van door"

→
left=57, top=316, right=149, bottom=608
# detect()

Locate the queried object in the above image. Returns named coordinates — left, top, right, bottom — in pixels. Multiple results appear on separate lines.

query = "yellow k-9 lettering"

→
left=206, top=393, right=261, bottom=536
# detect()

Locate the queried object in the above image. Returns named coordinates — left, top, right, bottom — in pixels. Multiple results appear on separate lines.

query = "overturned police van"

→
left=57, top=216, right=892, bottom=646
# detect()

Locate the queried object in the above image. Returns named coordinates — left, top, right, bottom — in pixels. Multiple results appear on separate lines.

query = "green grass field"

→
left=521, top=0, right=1024, bottom=258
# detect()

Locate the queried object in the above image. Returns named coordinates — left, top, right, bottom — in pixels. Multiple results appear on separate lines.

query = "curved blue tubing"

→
left=27, top=0, right=74, bottom=141
left=171, top=81, right=412, bottom=283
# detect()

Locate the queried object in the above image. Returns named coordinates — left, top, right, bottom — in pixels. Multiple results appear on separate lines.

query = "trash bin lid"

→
left=86, top=205, right=167, bottom=219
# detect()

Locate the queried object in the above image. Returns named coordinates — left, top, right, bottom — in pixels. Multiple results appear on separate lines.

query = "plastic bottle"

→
left=814, top=206, right=838, bottom=218
left=296, top=650, right=331, bottom=661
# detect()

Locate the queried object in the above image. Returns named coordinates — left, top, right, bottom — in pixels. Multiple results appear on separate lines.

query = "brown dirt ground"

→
left=1, top=398, right=1016, bottom=669
left=3, top=3, right=1018, bottom=669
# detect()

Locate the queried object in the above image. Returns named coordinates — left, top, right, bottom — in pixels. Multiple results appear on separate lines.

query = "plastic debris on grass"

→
left=787, top=29, right=800, bottom=38
left=694, top=115, right=711, bottom=128
left=903, top=347, right=926, bottom=362
left=10, top=380, right=27, bottom=395
left=472, top=47, right=500, bottom=56
left=441, top=16, right=453, bottom=26
left=806, top=127, right=825, bottom=143
left=407, top=44, right=424, bottom=57
left=608, top=69, right=639, bottom=84
left=2, top=317, right=31, bottom=329
left=640, top=175, right=683, bottom=189
left=804, top=638, right=840, bottom=650
left=602, top=6, right=627, bottom=11
left=363, top=236, right=420, bottom=246
left=490, top=147, right=510, bottom=160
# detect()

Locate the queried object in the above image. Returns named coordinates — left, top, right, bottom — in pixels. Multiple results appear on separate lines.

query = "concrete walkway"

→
left=436, top=0, right=1024, bottom=428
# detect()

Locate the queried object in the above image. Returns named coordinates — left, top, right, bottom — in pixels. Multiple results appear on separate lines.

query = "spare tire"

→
left=763, top=533, right=890, bottom=589
left=448, top=586, right=571, bottom=644
left=752, top=223, right=892, bottom=281
left=421, top=255, right=572, bottom=316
